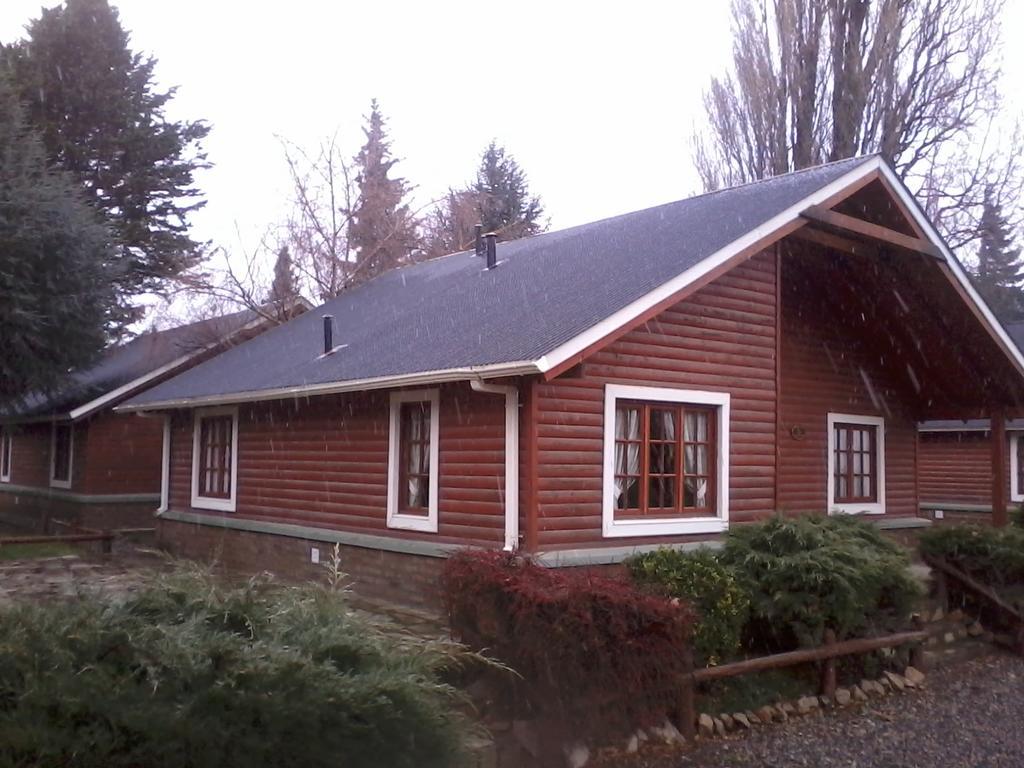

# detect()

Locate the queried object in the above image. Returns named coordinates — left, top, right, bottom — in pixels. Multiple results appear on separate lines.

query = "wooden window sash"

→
left=52, top=425, right=72, bottom=482
left=398, top=402, right=431, bottom=515
left=614, top=401, right=717, bottom=518
left=198, top=415, right=233, bottom=500
left=834, top=423, right=878, bottom=504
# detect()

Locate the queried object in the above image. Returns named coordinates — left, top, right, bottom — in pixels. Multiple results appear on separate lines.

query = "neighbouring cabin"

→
left=916, top=322, right=1024, bottom=525
left=120, top=156, right=1024, bottom=610
left=0, top=307, right=299, bottom=533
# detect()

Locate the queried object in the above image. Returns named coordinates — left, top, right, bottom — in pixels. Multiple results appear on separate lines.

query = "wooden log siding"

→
left=79, top=412, right=163, bottom=495
left=1, top=424, right=51, bottom=488
left=166, top=383, right=508, bottom=546
left=918, top=431, right=1009, bottom=506
left=777, top=250, right=918, bottom=517
left=532, top=251, right=780, bottom=548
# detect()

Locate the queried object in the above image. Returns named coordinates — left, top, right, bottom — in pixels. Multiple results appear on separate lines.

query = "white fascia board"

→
left=115, top=361, right=540, bottom=412
left=536, top=157, right=886, bottom=374
left=874, top=162, right=1024, bottom=382
left=71, top=314, right=275, bottom=422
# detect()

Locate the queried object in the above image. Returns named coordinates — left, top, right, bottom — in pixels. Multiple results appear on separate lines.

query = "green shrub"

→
left=720, top=514, right=920, bottom=650
left=0, top=565, right=472, bottom=768
left=626, top=547, right=749, bottom=665
left=919, top=524, right=1024, bottom=585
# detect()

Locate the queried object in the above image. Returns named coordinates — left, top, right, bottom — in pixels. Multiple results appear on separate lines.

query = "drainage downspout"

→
left=470, top=380, right=520, bottom=551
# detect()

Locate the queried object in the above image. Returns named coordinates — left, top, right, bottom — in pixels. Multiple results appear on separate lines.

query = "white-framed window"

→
left=49, top=423, right=73, bottom=489
left=0, top=428, right=12, bottom=483
left=190, top=406, right=239, bottom=512
left=1010, top=433, right=1024, bottom=503
left=158, top=415, right=171, bottom=513
left=602, top=384, right=730, bottom=538
left=386, top=389, right=440, bottom=533
left=827, top=412, right=885, bottom=516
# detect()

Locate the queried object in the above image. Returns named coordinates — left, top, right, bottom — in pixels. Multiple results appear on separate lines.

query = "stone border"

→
left=695, top=665, right=927, bottom=739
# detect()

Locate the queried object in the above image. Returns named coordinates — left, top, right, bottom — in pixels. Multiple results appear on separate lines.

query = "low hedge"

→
left=0, top=565, right=472, bottom=768
left=720, top=514, right=920, bottom=650
left=442, top=550, right=695, bottom=742
left=626, top=547, right=749, bottom=665
left=919, top=524, right=1024, bottom=585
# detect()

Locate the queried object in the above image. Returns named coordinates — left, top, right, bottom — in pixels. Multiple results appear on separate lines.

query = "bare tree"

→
left=694, top=0, right=1022, bottom=248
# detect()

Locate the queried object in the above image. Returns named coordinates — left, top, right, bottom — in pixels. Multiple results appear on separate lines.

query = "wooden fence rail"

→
left=924, top=554, right=1024, bottom=655
left=677, top=623, right=928, bottom=739
left=0, top=532, right=117, bottom=554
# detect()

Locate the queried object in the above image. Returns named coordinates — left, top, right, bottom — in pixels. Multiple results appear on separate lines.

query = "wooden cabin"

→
left=118, top=156, right=1024, bottom=610
left=917, top=321, right=1024, bottom=524
left=0, top=308, right=298, bottom=533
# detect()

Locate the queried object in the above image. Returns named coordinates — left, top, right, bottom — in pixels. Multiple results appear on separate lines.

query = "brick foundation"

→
left=156, top=517, right=448, bottom=613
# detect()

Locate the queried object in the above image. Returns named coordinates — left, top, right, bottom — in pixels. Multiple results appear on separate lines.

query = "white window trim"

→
left=49, top=423, right=73, bottom=489
left=0, top=430, right=11, bottom=483
left=190, top=406, right=239, bottom=513
left=387, top=389, right=440, bottom=533
left=827, top=412, right=886, bottom=516
left=602, top=384, right=730, bottom=538
left=1010, top=433, right=1024, bottom=503
left=158, top=415, right=171, bottom=513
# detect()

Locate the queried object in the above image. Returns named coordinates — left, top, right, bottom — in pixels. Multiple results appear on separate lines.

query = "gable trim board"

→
left=67, top=313, right=279, bottom=422
left=116, top=155, right=1024, bottom=414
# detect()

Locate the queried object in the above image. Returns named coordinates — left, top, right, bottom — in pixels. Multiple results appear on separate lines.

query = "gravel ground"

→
left=675, top=653, right=1023, bottom=768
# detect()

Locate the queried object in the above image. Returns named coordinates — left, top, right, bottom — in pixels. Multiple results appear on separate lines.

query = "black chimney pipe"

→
left=485, top=233, right=497, bottom=269
left=474, top=224, right=483, bottom=257
left=322, top=314, right=334, bottom=355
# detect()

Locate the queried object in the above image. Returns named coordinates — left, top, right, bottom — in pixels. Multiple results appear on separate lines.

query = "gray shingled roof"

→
left=5, top=309, right=259, bottom=420
left=918, top=322, right=1024, bottom=432
left=124, top=156, right=874, bottom=408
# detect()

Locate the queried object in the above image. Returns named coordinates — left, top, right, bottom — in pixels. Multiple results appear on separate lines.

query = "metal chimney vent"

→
left=485, top=232, right=497, bottom=269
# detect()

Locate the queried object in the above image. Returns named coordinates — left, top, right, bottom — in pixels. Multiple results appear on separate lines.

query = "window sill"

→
left=191, top=495, right=236, bottom=513
left=829, top=502, right=884, bottom=516
left=602, top=516, right=728, bottom=538
left=49, top=479, right=71, bottom=490
left=387, top=512, right=438, bottom=533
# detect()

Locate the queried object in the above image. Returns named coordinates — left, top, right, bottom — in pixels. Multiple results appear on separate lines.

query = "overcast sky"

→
left=2, top=0, right=1023, bottom=317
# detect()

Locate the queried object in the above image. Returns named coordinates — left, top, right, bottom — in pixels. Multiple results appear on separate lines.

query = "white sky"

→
left=2, top=0, right=1023, bottom=317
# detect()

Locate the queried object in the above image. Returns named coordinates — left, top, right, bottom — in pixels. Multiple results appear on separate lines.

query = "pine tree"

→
left=266, top=245, right=300, bottom=319
left=0, top=71, right=120, bottom=405
left=4, top=0, right=210, bottom=325
left=421, top=142, right=546, bottom=257
left=347, top=100, right=418, bottom=281
left=974, top=190, right=1024, bottom=321
left=473, top=141, right=545, bottom=240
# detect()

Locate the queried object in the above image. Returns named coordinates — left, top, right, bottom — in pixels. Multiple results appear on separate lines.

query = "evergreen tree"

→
left=421, top=142, right=546, bottom=257
left=473, top=141, right=545, bottom=240
left=0, top=72, right=120, bottom=405
left=266, top=245, right=300, bottom=319
left=347, top=100, right=418, bottom=281
left=974, top=190, right=1024, bottom=321
left=3, top=0, right=210, bottom=325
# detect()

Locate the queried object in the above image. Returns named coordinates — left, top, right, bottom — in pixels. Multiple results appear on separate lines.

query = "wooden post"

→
left=909, top=614, right=926, bottom=671
left=677, top=646, right=696, bottom=740
left=992, top=408, right=1008, bottom=528
left=819, top=629, right=837, bottom=697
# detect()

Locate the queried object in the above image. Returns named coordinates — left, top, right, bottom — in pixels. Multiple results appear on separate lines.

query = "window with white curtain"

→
left=387, top=389, right=440, bottom=532
left=603, top=384, right=729, bottom=537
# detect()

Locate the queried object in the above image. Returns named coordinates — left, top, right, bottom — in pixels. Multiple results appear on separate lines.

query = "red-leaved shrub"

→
left=442, top=550, right=695, bottom=742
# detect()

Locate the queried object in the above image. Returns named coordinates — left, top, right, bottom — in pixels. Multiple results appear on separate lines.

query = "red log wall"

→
left=918, top=431, right=1010, bottom=507
left=166, top=383, right=507, bottom=547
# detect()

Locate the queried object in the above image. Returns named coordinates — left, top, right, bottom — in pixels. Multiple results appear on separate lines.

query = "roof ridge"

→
left=409, top=155, right=880, bottom=266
